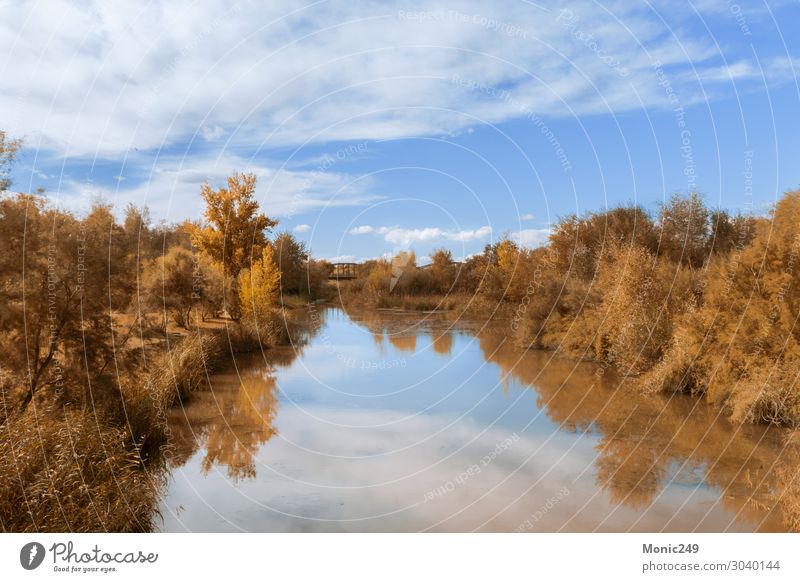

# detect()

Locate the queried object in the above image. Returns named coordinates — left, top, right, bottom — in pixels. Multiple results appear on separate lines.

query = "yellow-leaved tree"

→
left=478, top=238, right=520, bottom=301
left=239, top=244, right=281, bottom=329
left=190, top=172, right=278, bottom=318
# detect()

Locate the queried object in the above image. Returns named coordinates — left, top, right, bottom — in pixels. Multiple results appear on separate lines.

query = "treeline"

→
left=0, top=131, right=329, bottom=531
left=340, top=248, right=472, bottom=310
left=344, top=190, right=800, bottom=427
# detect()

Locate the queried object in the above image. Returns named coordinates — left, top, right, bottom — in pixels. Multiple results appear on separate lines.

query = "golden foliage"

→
left=239, top=245, right=281, bottom=323
left=189, top=172, right=278, bottom=280
left=645, top=190, right=800, bottom=426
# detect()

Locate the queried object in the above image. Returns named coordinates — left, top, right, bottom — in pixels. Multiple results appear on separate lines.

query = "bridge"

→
left=329, top=262, right=358, bottom=280
left=329, top=260, right=464, bottom=280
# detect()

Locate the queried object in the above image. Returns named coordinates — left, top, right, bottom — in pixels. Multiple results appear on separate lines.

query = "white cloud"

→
left=292, top=223, right=311, bottom=233
left=49, top=152, right=380, bottom=221
left=160, top=405, right=599, bottom=532
left=349, top=225, right=492, bottom=246
left=384, top=227, right=444, bottom=245
left=512, top=228, right=551, bottom=248
left=520, top=213, right=535, bottom=221
left=446, top=225, right=493, bottom=242
left=349, top=225, right=377, bottom=235
left=2, top=0, right=792, bottom=159
left=200, top=124, right=225, bottom=141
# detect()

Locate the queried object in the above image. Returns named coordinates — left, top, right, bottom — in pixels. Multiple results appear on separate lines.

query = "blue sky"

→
left=3, top=0, right=799, bottom=263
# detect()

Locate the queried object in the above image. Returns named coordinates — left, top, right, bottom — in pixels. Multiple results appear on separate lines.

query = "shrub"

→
left=591, top=242, right=695, bottom=374
left=142, top=246, right=201, bottom=328
left=642, top=190, right=800, bottom=426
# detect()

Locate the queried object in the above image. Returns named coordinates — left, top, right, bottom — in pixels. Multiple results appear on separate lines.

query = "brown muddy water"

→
left=158, top=307, right=798, bottom=532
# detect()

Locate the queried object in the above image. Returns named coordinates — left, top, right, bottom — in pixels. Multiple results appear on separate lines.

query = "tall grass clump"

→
left=0, top=405, right=163, bottom=532
left=115, top=331, right=224, bottom=453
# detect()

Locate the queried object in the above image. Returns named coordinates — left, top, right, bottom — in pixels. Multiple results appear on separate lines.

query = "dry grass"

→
left=114, top=331, right=223, bottom=454
left=339, top=289, right=472, bottom=313
left=0, top=405, right=164, bottom=532
left=375, top=293, right=469, bottom=312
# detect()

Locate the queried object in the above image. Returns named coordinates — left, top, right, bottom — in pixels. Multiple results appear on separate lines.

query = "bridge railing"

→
left=329, top=262, right=359, bottom=279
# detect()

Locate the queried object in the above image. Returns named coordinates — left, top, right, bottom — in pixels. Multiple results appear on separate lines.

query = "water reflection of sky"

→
left=160, top=308, right=792, bottom=532
left=279, top=319, right=545, bottom=431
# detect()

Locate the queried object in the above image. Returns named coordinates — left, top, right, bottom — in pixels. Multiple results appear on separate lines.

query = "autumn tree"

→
left=122, top=203, right=153, bottom=261
left=272, top=231, right=309, bottom=294
left=238, top=244, right=281, bottom=327
left=478, top=238, right=520, bottom=300
left=190, top=172, right=278, bottom=317
left=453, top=252, right=487, bottom=293
left=196, top=254, right=228, bottom=320
left=0, top=196, right=138, bottom=411
left=548, top=206, right=657, bottom=281
left=657, top=192, right=710, bottom=268
left=428, top=248, right=456, bottom=293
left=0, top=194, right=75, bottom=409
left=142, top=246, right=202, bottom=328
left=306, top=259, right=333, bottom=298
left=707, top=210, right=756, bottom=256
left=0, top=130, right=22, bottom=192
left=365, top=258, right=392, bottom=295
left=591, top=242, right=695, bottom=374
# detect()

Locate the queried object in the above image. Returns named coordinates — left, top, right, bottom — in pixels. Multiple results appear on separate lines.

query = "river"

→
left=158, top=306, right=796, bottom=532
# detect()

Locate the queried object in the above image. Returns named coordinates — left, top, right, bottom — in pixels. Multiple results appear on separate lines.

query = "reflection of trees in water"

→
left=769, top=434, right=800, bottom=531
left=167, top=363, right=279, bottom=481
left=166, top=308, right=799, bottom=530
left=477, top=332, right=798, bottom=531
left=388, top=334, right=416, bottom=353
left=167, top=311, right=320, bottom=481
left=201, top=370, right=279, bottom=480
left=345, top=308, right=465, bottom=336
left=595, top=436, right=668, bottom=510
left=431, top=332, right=454, bottom=356
left=345, top=308, right=461, bottom=357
